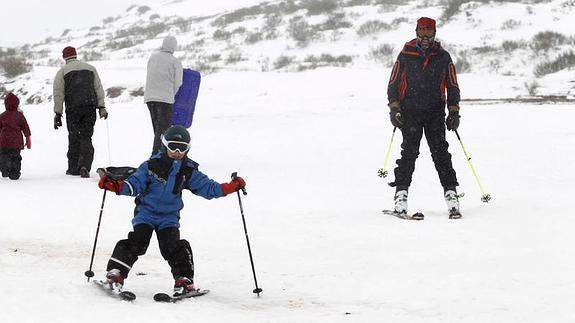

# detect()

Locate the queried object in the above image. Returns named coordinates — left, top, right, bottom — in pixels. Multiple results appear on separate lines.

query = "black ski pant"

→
left=107, top=224, right=194, bottom=280
left=392, top=109, right=458, bottom=191
left=147, top=101, right=173, bottom=155
left=65, top=109, right=96, bottom=172
left=0, top=148, right=22, bottom=180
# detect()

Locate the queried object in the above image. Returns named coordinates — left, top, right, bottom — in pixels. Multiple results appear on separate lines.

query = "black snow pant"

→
left=147, top=101, right=173, bottom=155
left=0, top=148, right=22, bottom=180
left=392, top=109, right=458, bottom=191
left=107, top=224, right=194, bottom=280
left=65, top=109, right=96, bottom=173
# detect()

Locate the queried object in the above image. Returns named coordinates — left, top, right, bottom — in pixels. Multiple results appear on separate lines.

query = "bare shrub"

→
left=225, top=51, right=244, bottom=65
left=318, top=12, right=352, bottom=31
left=501, top=19, right=521, bottom=30
left=502, top=40, right=524, bottom=52
left=105, top=38, right=142, bottom=50
left=531, top=31, right=568, bottom=52
left=265, top=14, right=282, bottom=29
left=356, top=20, right=391, bottom=36
left=454, top=53, right=471, bottom=73
left=368, top=43, right=394, bottom=62
left=274, top=55, right=295, bottom=69
left=474, top=45, right=497, bottom=54
left=232, top=27, right=247, bottom=35
left=287, top=17, right=316, bottom=46
left=115, top=23, right=168, bottom=38
left=524, top=80, right=539, bottom=96
left=137, top=6, right=151, bottom=15
left=106, top=87, right=126, bottom=99
left=245, top=31, right=264, bottom=44
left=192, top=60, right=218, bottom=74
left=213, top=29, right=232, bottom=41
left=391, top=17, right=408, bottom=25
left=103, top=16, right=119, bottom=24
left=211, top=5, right=264, bottom=27
left=83, top=51, right=104, bottom=61
left=172, top=17, right=192, bottom=33
left=130, top=87, right=144, bottom=97
left=344, top=0, right=372, bottom=7
left=534, top=51, right=575, bottom=76
left=304, top=0, right=339, bottom=15
left=0, top=56, right=32, bottom=78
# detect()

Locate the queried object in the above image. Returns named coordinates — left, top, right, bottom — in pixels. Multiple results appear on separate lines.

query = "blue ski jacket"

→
left=119, top=153, right=224, bottom=230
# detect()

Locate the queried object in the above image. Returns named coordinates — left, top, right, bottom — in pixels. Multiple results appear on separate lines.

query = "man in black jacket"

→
left=387, top=17, right=462, bottom=219
left=53, top=46, right=107, bottom=178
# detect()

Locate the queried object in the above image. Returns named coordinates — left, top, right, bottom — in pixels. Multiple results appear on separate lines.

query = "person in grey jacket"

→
left=53, top=46, right=107, bottom=178
left=144, top=35, right=183, bottom=155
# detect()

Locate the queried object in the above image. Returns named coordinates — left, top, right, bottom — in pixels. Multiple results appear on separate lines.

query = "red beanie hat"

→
left=62, top=46, right=77, bottom=60
left=4, top=93, right=19, bottom=110
left=416, top=17, right=436, bottom=30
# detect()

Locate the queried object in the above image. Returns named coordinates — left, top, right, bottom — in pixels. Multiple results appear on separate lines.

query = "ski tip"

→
left=412, top=212, right=424, bottom=220
left=153, top=293, right=172, bottom=302
left=120, top=291, right=137, bottom=301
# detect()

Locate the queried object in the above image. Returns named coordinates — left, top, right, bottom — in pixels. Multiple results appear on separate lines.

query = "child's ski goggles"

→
left=162, top=137, right=190, bottom=153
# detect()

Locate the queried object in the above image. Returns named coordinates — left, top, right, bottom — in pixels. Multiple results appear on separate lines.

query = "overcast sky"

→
left=0, top=0, right=265, bottom=47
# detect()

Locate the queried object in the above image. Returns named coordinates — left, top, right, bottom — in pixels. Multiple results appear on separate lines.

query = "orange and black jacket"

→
left=387, top=39, right=460, bottom=112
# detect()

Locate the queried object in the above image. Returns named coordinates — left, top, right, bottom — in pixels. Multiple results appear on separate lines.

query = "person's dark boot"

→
left=80, top=167, right=90, bottom=178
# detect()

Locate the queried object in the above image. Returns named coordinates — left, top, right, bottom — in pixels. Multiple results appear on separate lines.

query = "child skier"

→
left=0, top=93, right=31, bottom=180
left=97, top=125, right=246, bottom=296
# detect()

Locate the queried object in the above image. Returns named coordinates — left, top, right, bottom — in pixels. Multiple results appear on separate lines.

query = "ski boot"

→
left=80, top=167, right=90, bottom=178
left=393, top=190, right=408, bottom=218
left=173, top=277, right=195, bottom=297
left=105, top=269, right=125, bottom=292
left=444, top=190, right=462, bottom=219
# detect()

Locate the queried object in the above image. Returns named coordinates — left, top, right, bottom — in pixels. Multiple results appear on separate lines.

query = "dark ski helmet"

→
left=162, top=125, right=191, bottom=153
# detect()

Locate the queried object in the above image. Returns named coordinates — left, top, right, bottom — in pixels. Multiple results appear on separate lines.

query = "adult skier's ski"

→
left=382, top=210, right=424, bottom=220
left=153, top=289, right=210, bottom=303
left=93, top=280, right=136, bottom=301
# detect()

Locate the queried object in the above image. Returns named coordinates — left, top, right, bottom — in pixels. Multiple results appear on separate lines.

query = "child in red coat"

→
left=0, top=93, right=31, bottom=180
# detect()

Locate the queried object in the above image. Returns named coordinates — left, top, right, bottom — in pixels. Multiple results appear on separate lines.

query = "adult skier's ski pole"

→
left=231, top=172, right=263, bottom=296
left=85, top=189, right=107, bottom=281
left=378, top=127, right=397, bottom=178
left=454, top=130, right=491, bottom=203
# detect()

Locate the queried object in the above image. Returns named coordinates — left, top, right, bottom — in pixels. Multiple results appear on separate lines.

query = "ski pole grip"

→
left=231, top=172, right=247, bottom=195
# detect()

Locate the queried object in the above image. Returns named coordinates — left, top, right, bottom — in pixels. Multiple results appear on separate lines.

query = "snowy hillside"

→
left=1, top=0, right=575, bottom=104
left=1, top=68, right=575, bottom=322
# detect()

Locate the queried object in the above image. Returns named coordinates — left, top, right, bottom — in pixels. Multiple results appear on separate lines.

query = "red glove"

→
left=220, top=176, right=246, bottom=196
left=98, top=176, right=124, bottom=192
left=25, top=136, right=31, bottom=149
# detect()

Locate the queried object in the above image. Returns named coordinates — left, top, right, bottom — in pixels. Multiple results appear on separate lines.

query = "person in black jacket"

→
left=387, top=17, right=462, bottom=219
left=53, top=46, right=107, bottom=178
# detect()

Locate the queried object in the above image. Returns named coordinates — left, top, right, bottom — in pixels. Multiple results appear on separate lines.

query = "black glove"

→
left=389, top=106, right=403, bottom=128
left=446, top=111, right=460, bottom=131
left=54, top=114, right=62, bottom=130
left=98, top=107, right=108, bottom=120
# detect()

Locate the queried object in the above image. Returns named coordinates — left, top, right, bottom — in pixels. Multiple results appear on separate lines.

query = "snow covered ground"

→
left=1, top=69, right=574, bottom=322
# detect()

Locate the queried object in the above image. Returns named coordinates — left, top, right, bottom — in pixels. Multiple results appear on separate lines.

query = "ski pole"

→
left=454, top=130, right=491, bottom=203
left=378, top=127, right=397, bottom=178
left=85, top=189, right=107, bottom=281
left=231, top=172, right=263, bottom=296
left=105, top=120, right=112, bottom=165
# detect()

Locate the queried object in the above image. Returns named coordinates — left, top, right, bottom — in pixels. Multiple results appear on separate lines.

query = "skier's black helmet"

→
left=162, top=125, right=191, bottom=153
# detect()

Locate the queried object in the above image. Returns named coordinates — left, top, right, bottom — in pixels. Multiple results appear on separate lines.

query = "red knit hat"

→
left=4, top=92, right=19, bottom=110
left=416, top=17, right=436, bottom=30
left=62, top=46, right=77, bottom=60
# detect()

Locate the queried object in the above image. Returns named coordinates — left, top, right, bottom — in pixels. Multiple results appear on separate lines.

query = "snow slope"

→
left=1, top=68, right=574, bottom=322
